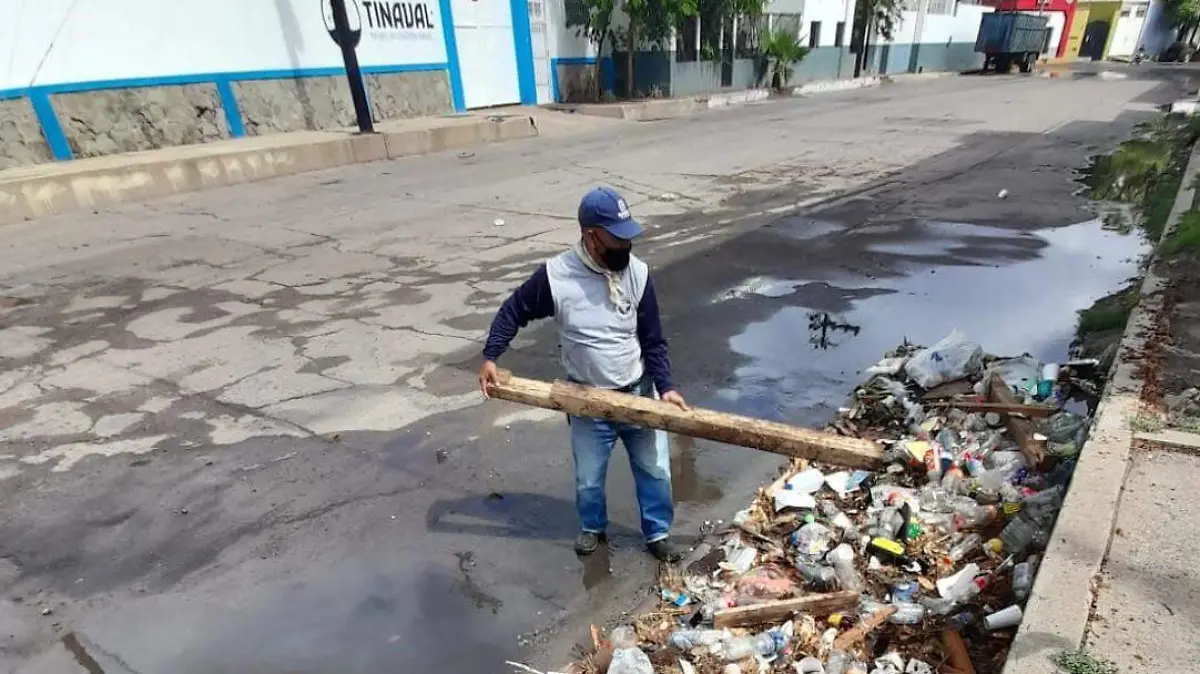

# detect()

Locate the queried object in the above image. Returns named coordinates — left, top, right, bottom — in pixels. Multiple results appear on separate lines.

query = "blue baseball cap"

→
left=578, top=187, right=643, bottom=240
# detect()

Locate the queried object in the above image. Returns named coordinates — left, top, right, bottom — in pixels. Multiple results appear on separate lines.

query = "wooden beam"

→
left=986, top=375, right=1045, bottom=469
left=832, top=605, right=898, bottom=650
left=488, top=370, right=885, bottom=469
left=929, top=400, right=1055, bottom=418
left=713, top=591, right=860, bottom=628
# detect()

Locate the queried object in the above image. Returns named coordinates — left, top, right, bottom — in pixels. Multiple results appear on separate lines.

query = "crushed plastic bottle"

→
left=828, top=543, right=863, bottom=591
left=797, top=562, right=838, bottom=590
left=888, top=601, right=926, bottom=624
left=661, top=589, right=690, bottom=606
left=986, top=515, right=1040, bottom=557
left=1045, top=411, right=1087, bottom=443
left=1012, top=560, right=1034, bottom=600
left=793, top=522, right=834, bottom=560
left=609, top=627, right=654, bottom=674
left=945, top=533, right=982, bottom=564
left=668, top=628, right=729, bottom=650
left=826, top=651, right=849, bottom=674
left=719, top=632, right=781, bottom=662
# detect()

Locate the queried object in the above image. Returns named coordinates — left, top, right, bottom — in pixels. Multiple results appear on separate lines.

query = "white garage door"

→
left=453, top=0, right=522, bottom=108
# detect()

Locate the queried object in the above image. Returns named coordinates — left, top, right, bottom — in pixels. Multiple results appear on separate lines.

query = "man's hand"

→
left=478, top=360, right=499, bottom=398
left=661, top=390, right=689, bottom=411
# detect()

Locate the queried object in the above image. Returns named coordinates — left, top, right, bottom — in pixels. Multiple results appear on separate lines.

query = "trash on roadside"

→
left=564, top=330, right=1104, bottom=674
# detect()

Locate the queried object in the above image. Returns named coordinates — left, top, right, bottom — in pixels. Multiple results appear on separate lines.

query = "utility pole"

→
left=329, top=0, right=374, bottom=134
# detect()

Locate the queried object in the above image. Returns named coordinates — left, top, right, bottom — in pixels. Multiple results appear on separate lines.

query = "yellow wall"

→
left=1065, top=6, right=1089, bottom=59
left=1068, top=2, right=1122, bottom=59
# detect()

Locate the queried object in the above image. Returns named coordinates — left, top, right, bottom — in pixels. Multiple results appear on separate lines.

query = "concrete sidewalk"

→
left=1004, top=146, right=1200, bottom=674
left=0, top=112, right=538, bottom=225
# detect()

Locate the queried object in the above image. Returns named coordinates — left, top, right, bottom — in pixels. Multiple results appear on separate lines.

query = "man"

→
left=478, top=186, right=687, bottom=562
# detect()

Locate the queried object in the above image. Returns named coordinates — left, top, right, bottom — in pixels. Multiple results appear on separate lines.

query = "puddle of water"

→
left=723, top=219, right=1149, bottom=424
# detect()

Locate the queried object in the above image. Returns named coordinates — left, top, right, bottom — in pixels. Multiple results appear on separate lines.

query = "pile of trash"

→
left=564, top=330, right=1100, bottom=674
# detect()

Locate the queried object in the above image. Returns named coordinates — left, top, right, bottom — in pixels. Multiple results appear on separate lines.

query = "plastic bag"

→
left=731, top=563, right=798, bottom=604
left=904, top=330, right=984, bottom=389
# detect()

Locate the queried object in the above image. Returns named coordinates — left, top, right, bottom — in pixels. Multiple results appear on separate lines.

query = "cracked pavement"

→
left=0, top=71, right=1187, bottom=673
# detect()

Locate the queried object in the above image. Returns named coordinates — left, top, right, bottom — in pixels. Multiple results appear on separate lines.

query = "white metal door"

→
left=528, top=0, right=552, bottom=103
left=453, top=0, right=522, bottom=108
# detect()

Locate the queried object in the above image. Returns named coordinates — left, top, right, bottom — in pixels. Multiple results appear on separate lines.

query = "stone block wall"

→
left=556, top=63, right=601, bottom=103
left=0, top=99, right=52, bottom=170
left=367, top=71, right=453, bottom=121
left=52, top=84, right=228, bottom=159
left=0, top=70, right=454, bottom=168
left=236, top=71, right=453, bottom=136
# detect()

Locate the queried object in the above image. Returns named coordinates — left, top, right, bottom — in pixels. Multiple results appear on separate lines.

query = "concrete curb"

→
left=0, top=114, right=537, bottom=225
left=550, top=70, right=957, bottom=120
left=1001, top=144, right=1200, bottom=674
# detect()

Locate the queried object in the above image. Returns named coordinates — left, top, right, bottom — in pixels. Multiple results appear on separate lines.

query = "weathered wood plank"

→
left=487, top=370, right=884, bottom=469
left=713, top=591, right=860, bottom=628
left=987, top=375, right=1046, bottom=468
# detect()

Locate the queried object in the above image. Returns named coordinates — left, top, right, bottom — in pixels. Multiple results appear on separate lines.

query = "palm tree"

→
left=761, top=29, right=810, bottom=89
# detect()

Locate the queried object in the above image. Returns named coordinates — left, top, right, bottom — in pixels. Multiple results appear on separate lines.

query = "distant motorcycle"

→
left=1133, top=47, right=1147, bottom=65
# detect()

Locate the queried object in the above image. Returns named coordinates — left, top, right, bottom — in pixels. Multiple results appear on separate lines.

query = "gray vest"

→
left=546, top=249, right=649, bottom=389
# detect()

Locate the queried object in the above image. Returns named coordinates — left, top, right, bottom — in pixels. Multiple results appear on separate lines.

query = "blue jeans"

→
left=569, top=396, right=674, bottom=544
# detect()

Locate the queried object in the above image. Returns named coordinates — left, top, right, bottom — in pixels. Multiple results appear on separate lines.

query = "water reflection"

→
left=723, top=218, right=1149, bottom=426
left=808, top=312, right=862, bottom=350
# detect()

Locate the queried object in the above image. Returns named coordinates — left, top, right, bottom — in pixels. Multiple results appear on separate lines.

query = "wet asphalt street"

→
left=0, top=66, right=1190, bottom=673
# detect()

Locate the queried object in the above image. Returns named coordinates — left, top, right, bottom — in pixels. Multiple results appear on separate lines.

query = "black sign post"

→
left=329, top=0, right=374, bottom=134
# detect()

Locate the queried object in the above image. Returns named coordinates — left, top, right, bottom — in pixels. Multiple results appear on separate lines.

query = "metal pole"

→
left=330, top=0, right=374, bottom=134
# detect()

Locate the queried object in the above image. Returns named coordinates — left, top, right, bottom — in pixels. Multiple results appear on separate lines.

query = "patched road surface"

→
left=0, top=68, right=1186, bottom=673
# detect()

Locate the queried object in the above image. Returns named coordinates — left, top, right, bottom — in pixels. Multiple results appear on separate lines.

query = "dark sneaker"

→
left=647, top=539, right=682, bottom=563
left=574, top=531, right=606, bottom=555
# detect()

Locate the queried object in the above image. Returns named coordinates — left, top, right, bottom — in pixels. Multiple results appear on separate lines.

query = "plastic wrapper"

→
left=903, top=330, right=984, bottom=389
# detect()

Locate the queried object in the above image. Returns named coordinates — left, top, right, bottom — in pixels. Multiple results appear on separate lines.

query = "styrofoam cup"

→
left=984, top=604, right=1023, bottom=630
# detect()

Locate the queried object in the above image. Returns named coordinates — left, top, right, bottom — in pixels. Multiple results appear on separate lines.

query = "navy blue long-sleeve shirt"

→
left=483, top=263, right=675, bottom=394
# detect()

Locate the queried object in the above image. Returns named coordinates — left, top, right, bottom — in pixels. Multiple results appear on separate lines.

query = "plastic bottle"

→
left=936, top=429, right=960, bottom=460
left=668, top=628, right=729, bottom=650
left=609, top=627, right=654, bottom=674
left=945, top=533, right=982, bottom=564
left=1012, top=561, right=1034, bottom=601
left=826, top=651, right=849, bottom=674
left=986, top=516, right=1040, bottom=557
left=951, top=501, right=996, bottom=530
left=868, top=508, right=904, bottom=540
left=793, top=522, right=834, bottom=559
left=661, top=589, right=690, bottom=606
left=719, top=632, right=780, bottom=662
left=1021, top=486, right=1064, bottom=527
left=828, top=543, right=862, bottom=591
left=820, top=500, right=860, bottom=538
left=797, top=562, right=838, bottom=590
left=888, top=601, right=926, bottom=624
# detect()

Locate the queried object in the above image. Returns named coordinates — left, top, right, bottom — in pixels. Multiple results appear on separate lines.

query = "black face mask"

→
left=600, top=244, right=632, bottom=271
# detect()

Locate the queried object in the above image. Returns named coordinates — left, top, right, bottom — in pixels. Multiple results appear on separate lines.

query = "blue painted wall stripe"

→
left=437, top=0, right=466, bottom=111
left=549, top=58, right=562, bottom=103
left=27, top=91, right=72, bottom=161
left=510, top=0, right=538, bottom=104
left=214, top=79, right=246, bottom=139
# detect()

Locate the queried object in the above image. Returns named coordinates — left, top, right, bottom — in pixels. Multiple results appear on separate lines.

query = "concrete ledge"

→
left=0, top=113, right=537, bottom=225
left=789, top=76, right=884, bottom=96
left=1134, top=428, right=1200, bottom=453
left=1002, top=144, right=1200, bottom=674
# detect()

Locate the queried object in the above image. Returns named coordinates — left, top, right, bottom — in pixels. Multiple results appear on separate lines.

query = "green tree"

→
left=1165, top=0, right=1200, bottom=42
left=852, top=0, right=903, bottom=76
left=621, top=0, right=698, bottom=97
left=566, top=0, right=618, bottom=98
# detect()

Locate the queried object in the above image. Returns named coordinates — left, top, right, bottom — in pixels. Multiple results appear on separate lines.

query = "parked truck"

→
left=975, top=12, right=1051, bottom=74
